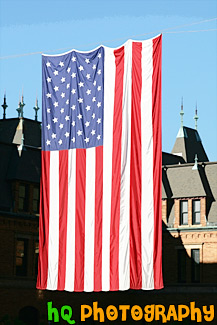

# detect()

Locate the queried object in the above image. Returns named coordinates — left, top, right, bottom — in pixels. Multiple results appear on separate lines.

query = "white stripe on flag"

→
left=65, top=149, right=76, bottom=291
left=47, top=150, right=59, bottom=290
left=119, top=40, right=132, bottom=290
left=141, top=39, right=154, bottom=289
left=102, top=47, right=116, bottom=291
left=84, top=147, right=96, bottom=292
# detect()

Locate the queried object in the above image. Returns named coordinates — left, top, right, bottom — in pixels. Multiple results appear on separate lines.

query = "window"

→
left=18, top=184, right=30, bottom=212
left=177, top=249, right=186, bottom=283
left=16, top=239, right=28, bottom=276
left=192, top=200, right=200, bottom=225
left=180, top=200, right=188, bottom=225
left=191, top=249, right=200, bottom=283
left=33, top=186, right=40, bottom=214
left=15, top=182, right=40, bottom=215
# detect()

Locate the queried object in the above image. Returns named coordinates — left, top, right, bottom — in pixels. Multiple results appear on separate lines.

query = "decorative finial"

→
left=192, top=153, right=198, bottom=170
left=194, top=101, right=199, bottom=130
left=17, top=97, right=22, bottom=118
left=1, top=92, right=8, bottom=119
left=180, top=97, right=184, bottom=128
left=19, top=91, right=25, bottom=118
left=21, top=88, right=24, bottom=104
left=33, top=95, right=40, bottom=121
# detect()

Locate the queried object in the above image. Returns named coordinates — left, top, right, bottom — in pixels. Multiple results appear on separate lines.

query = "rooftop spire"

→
left=33, top=95, right=40, bottom=121
left=192, top=153, right=198, bottom=170
left=1, top=92, right=8, bottom=119
left=194, top=101, right=199, bottom=130
left=17, top=97, right=22, bottom=117
left=21, top=88, right=24, bottom=104
left=180, top=97, right=184, bottom=128
left=17, top=92, right=25, bottom=118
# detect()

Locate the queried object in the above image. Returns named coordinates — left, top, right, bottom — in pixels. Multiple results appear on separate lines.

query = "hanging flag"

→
left=37, top=34, right=163, bottom=292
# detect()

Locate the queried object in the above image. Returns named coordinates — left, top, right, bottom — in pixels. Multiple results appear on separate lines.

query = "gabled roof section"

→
left=162, top=152, right=185, bottom=165
left=171, top=126, right=208, bottom=163
left=0, top=118, right=41, bottom=148
left=163, top=165, right=207, bottom=199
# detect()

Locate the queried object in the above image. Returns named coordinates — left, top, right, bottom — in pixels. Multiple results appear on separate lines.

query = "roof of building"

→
left=162, top=111, right=217, bottom=225
left=0, top=118, right=41, bottom=148
left=162, top=152, right=185, bottom=165
left=172, top=126, right=208, bottom=163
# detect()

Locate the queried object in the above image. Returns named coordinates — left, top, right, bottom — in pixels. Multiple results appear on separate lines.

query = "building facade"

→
left=162, top=123, right=217, bottom=286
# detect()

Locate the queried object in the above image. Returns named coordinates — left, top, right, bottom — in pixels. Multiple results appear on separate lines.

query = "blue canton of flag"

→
left=42, top=47, right=104, bottom=150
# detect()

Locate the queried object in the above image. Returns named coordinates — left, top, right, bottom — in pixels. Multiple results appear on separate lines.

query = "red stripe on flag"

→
left=57, top=150, right=68, bottom=290
left=74, top=149, right=86, bottom=291
left=109, top=46, right=125, bottom=291
left=94, top=146, right=103, bottom=291
left=152, top=35, right=163, bottom=289
left=36, top=150, right=50, bottom=289
left=130, top=42, right=142, bottom=289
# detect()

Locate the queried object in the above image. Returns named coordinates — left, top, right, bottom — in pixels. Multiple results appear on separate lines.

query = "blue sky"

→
left=0, top=0, right=216, bottom=160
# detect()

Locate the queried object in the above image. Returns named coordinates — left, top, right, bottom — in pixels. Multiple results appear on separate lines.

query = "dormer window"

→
left=192, top=200, right=200, bottom=225
left=18, top=184, right=30, bottom=213
left=180, top=200, right=188, bottom=225
left=13, top=181, right=40, bottom=215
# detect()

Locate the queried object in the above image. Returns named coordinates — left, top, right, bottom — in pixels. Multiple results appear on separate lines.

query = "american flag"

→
left=37, top=35, right=163, bottom=292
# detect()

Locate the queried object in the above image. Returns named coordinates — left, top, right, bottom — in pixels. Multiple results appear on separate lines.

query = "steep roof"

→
left=0, top=118, right=41, bottom=147
left=162, top=152, right=185, bottom=165
left=162, top=164, right=207, bottom=199
left=171, top=126, right=208, bottom=163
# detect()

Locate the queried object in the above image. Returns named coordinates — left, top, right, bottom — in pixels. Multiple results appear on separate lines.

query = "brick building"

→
left=0, top=96, right=216, bottom=324
left=162, top=115, right=217, bottom=287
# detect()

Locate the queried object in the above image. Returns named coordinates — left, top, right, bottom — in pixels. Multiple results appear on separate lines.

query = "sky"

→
left=0, top=0, right=217, bottom=160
